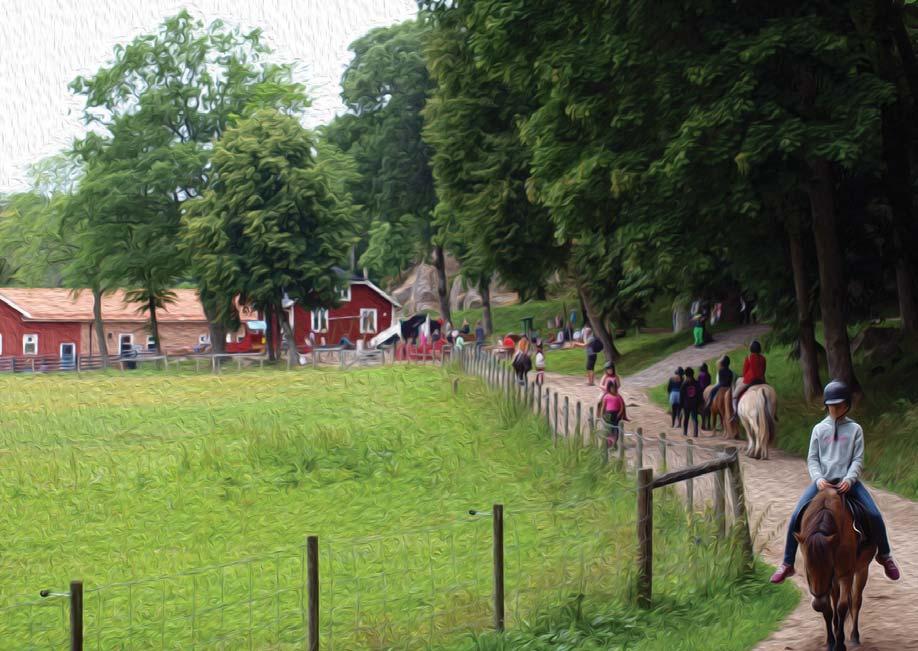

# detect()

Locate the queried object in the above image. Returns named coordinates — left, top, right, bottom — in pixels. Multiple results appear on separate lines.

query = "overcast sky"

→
left=0, top=0, right=418, bottom=192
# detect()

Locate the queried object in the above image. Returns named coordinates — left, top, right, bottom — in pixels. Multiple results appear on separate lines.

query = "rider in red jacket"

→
left=731, top=340, right=766, bottom=420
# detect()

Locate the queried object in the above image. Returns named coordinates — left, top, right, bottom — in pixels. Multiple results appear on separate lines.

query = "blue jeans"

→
left=783, top=481, right=891, bottom=566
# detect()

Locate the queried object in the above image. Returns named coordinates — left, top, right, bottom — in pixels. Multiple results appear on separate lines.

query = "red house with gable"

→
left=280, top=276, right=401, bottom=350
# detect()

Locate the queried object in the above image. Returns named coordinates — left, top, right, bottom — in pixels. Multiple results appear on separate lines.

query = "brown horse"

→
left=795, top=488, right=875, bottom=651
left=702, top=385, right=739, bottom=439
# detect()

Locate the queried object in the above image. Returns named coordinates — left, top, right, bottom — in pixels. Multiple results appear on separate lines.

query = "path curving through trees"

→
left=541, top=325, right=918, bottom=650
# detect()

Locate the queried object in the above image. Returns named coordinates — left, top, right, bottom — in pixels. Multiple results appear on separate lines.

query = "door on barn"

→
left=119, top=334, right=133, bottom=356
left=60, top=343, right=76, bottom=369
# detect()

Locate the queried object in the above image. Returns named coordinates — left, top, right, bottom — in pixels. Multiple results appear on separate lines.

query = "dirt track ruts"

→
left=540, top=325, right=918, bottom=650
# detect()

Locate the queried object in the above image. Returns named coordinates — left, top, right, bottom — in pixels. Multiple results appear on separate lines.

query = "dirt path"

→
left=541, top=325, right=918, bottom=650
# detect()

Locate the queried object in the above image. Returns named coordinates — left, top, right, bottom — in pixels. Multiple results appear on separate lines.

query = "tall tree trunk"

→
left=579, top=285, right=620, bottom=361
left=92, top=286, right=109, bottom=368
left=265, top=305, right=277, bottom=362
left=280, top=308, right=300, bottom=366
left=433, top=244, right=452, bottom=324
left=200, top=292, right=227, bottom=354
left=479, top=277, right=493, bottom=335
left=807, top=159, right=860, bottom=392
left=148, top=296, right=161, bottom=354
left=786, top=213, right=822, bottom=401
left=896, top=259, right=918, bottom=334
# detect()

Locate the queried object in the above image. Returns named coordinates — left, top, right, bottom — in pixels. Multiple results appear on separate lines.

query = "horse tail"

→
left=762, top=391, right=776, bottom=444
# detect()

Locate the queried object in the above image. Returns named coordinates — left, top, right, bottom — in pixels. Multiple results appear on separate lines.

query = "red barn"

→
left=0, top=288, right=210, bottom=363
left=282, top=278, right=401, bottom=350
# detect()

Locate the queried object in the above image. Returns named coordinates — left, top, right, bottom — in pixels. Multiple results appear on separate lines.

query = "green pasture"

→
left=0, top=366, right=795, bottom=649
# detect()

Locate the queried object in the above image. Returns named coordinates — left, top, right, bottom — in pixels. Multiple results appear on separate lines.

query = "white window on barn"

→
left=23, top=334, right=38, bottom=355
left=146, top=335, right=156, bottom=351
left=311, top=309, right=329, bottom=332
left=360, top=308, right=378, bottom=334
left=338, top=286, right=351, bottom=302
left=0, top=334, right=3, bottom=355
left=198, top=334, right=209, bottom=344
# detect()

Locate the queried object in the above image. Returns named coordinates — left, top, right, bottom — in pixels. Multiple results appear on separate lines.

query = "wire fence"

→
left=0, top=495, right=632, bottom=650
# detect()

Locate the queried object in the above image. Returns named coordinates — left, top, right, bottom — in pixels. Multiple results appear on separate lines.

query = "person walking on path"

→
left=599, top=361, right=627, bottom=420
left=698, top=362, right=712, bottom=429
left=692, top=312, right=705, bottom=347
left=599, top=381, right=627, bottom=449
left=770, top=380, right=901, bottom=584
left=585, top=335, right=603, bottom=386
left=680, top=366, right=701, bottom=437
left=534, top=345, right=545, bottom=386
left=667, top=367, right=685, bottom=428
left=474, top=321, right=486, bottom=351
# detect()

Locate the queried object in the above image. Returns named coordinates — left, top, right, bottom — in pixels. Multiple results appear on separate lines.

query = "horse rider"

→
left=731, top=340, right=766, bottom=422
left=770, top=380, right=900, bottom=584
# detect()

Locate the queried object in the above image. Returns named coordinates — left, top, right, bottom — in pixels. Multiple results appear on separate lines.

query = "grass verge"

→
left=0, top=365, right=796, bottom=648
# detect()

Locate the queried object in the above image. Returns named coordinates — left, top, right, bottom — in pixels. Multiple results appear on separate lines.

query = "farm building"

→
left=259, top=277, right=401, bottom=351
left=0, top=288, right=210, bottom=361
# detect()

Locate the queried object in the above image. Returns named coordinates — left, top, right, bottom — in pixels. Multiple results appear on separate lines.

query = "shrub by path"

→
left=541, top=325, right=918, bottom=651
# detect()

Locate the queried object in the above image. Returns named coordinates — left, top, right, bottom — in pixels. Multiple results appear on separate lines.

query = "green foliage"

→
left=324, top=20, right=438, bottom=280
left=182, top=108, right=357, bottom=319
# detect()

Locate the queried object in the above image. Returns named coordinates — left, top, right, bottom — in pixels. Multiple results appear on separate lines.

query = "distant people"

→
left=680, top=367, right=701, bottom=437
left=581, top=324, right=592, bottom=344
left=600, top=361, right=626, bottom=420
left=461, top=319, right=471, bottom=335
left=585, top=335, right=603, bottom=385
left=704, top=355, right=734, bottom=412
left=563, top=321, right=574, bottom=343
left=535, top=345, right=546, bottom=386
left=732, top=340, right=767, bottom=420
left=454, top=334, right=465, bottom=351
left=698, top=362, right=712, bottom=429
left=692, top=312, right=705, bottom=347
left=475, top=321, right=486, bottom=350
left=666, top=367, right=685, bottom=427
left=600, top=380, right=626, bottom=449
left=512, top=339, right=532, bottom=385
left=502, top=333, right=515, bottom=349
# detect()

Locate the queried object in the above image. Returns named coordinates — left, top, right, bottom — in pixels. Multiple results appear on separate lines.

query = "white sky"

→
left=0, top=0, right=418, bottom=192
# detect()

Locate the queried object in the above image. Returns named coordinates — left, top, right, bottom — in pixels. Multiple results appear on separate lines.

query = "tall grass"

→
left=0, top=366, right=795, bottom=648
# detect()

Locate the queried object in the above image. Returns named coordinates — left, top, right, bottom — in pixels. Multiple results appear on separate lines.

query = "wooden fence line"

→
left=453, top=346, right=757, bottom=609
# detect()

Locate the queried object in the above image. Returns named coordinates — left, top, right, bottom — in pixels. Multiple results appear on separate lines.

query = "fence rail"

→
left=452, top=345, right=758, bottom=608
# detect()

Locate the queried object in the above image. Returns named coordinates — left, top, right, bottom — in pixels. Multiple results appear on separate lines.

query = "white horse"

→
left=737, top=384, right=777, bottom=460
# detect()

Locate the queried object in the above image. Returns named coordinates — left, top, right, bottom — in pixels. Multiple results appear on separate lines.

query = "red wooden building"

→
left=278, top=278, right=401, bottom=350
left=0, top=288, right=210, bottom=362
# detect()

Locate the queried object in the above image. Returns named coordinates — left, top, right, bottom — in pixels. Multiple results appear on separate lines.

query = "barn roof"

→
left=0, top=288, right=208, bottom=322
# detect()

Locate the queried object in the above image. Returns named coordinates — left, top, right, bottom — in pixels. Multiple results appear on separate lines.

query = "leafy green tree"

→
left=325, top=20, right=448, bottom=319
left=182, top=109, right=358, bottom=363
left=69, top=10, right=307, bottom=349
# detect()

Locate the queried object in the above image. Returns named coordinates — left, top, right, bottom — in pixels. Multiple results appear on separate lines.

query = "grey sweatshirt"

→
left=807, top=415, right=864, bottom=485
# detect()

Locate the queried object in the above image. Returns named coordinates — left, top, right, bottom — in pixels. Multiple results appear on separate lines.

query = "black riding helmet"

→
left=823, top=380, right=851, bottom=406
left=676, top=366, right=685, bottom=376
left=604, top=361, right=616, bottom=372
left=824, top=379, right=851, bottom=441
left=750, top=340, right=762, bottom=354
left=720, top=355, right=731, bottom=368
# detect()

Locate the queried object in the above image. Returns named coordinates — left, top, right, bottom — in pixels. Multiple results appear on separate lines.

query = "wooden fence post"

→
left=635, top=428, right=644, bottom=469
left=726, top=447, right=754, bottom=569
left=587, top=407, right=595, bottom=447
left=452, top=378, right=459, bottom=395
left=618, top=425, right=626, bottom=466
left=537, top=384, right=543, bottom=415
left=307, top=536, right=319, bottom=651
left=563, top=396, right=570, bottom=440
left=493, top=504, right=505, bottom=631
left=686, top=439, right=694, bottom=514
left=714, top=445, right=727, bottom=539
left=636, top=468, right=654, bottom=608
left=70, top=579, right=83, bottom=651
left=575, top=401, right=582, bottom=443
left=658, top=433, right=667, bottom=473
left=552, top=392, right=559, bottom=445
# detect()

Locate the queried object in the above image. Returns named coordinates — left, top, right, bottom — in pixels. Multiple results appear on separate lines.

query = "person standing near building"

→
left=585, top=335, right=603, bottom=386
left=680, top=367, right=701, bottom=437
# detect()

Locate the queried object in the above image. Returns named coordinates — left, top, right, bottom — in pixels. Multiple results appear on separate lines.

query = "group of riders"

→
left=506, top=331, right=901, bottom=586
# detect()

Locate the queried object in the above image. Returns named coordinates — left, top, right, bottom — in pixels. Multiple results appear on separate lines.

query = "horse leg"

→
left=850, top=566, right=868, bottom=646
left=821, top=604, right=836, bottom=650
left=833, top=580, right=850, bottom=651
